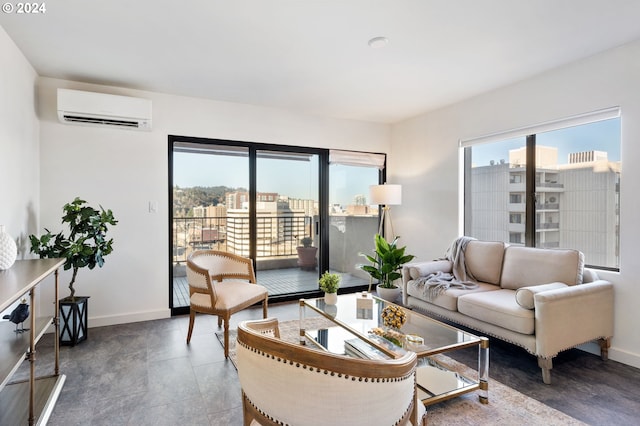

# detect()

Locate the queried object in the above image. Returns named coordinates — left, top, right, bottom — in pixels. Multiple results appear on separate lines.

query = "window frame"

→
left=461, top=108, right=621, bottom=272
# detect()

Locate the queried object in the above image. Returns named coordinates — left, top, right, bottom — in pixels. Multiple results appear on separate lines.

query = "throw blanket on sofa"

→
left=413, top=236, right=479, bottom=301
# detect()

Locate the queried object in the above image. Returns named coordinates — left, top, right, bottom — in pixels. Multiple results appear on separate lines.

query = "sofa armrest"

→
left=402, top=260, right=453, bottom=304
left=534, top=280, right=614, bottom=358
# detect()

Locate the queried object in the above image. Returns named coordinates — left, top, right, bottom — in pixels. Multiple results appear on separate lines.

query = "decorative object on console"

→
left=0, top=224, right=17, bottom=270
left=296, top=236, right=317, bottom=270
left=29, top=197, right=118, bottom=346
left=2, top=298, right=29, bottom=333
left=359, top=234, right=415, bottom=300
left=319, top=271, right=340, bottom=305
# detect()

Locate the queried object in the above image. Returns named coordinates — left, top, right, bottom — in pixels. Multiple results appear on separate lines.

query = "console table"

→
left=0, top=258, right=66, bottom=425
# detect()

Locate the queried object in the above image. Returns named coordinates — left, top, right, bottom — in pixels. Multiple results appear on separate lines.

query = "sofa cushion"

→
left=458, top=289, right=535, bottom=335
left=500, top=246, right=584, bottom=290
left=407, top=280, right=500, bottom=311
left=408, top=260, right=452, bottom=280
left=515, top=282, right=569, bottom=309
left=464, top=241, right=506, bottom=285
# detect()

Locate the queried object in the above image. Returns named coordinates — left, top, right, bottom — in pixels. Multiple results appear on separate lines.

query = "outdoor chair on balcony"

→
left=186, top=250, right=268, bottom=358
left=236, top=317, right=426, bottom=426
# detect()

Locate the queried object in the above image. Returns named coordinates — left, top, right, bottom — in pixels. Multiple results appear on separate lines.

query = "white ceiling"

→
left=2, top=1, right=640, bottom=123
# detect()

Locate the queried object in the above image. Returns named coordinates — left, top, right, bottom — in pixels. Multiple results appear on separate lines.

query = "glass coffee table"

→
left=299, top=293, right=489, bottom=406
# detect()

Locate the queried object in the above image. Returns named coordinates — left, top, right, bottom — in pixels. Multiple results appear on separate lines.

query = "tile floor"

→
left=24, top=299, right=640, bottom=425
left=43, top=303, right=298, bottom=426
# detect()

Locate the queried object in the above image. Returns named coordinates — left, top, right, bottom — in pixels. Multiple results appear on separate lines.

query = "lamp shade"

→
left=369, top=184, right=402, bottom=206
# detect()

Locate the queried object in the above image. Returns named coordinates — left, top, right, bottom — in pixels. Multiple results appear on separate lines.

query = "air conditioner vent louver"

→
left=57, top=89, right=152, bottom=131
left=62, top=115, right=141, bottom=128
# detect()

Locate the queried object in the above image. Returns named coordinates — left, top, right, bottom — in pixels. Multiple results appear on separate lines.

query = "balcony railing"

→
left=173, top=215, right=313, bottom=264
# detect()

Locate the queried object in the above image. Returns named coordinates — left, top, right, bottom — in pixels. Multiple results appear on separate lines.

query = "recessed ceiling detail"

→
left=368, top=36, right=389, bottom=49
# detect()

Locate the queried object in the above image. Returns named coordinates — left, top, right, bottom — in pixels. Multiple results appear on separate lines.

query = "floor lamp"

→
left=369, top=184, right=402, bottom=238
left=367, top=184, right=402, bottom=293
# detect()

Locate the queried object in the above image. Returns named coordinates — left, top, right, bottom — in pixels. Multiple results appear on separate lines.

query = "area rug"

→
left=217, top=319, right=585, bottom=426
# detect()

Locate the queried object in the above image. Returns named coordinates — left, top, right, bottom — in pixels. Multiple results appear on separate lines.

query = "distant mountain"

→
left=173, top=185, right=247, bottom=216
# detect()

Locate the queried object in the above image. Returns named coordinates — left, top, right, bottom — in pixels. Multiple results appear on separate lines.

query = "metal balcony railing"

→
left=172, top=215, right=312, bottom=264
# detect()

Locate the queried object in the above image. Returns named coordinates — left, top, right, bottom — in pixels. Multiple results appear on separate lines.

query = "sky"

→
left=173, top=152, right=378, bottom=206
left=174, top=118, right=620, bottom=204
left=471, top=118, right=621, bottom=167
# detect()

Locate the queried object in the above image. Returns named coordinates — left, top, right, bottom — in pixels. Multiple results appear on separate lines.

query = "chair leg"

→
left=224, top=317, right=230, bottom=358
left=218, top=316, right=223, bottom=328
left=262, top=299, right=268, bottom=319
left=187, top=310, right=195, bottom=344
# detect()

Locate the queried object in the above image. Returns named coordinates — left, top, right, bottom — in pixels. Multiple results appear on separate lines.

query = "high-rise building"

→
left=469, top=148, right=620, bottom=266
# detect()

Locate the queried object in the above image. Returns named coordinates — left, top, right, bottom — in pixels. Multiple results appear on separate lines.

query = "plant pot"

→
left=296, top=246, right=318, bottom=270
left=59, top=296, right=90, bottom=346
left=324, top=292, right=338, bottom=305
left=376, top=285, right=401, bottom=303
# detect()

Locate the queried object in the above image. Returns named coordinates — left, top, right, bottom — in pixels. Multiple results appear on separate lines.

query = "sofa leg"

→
left=598, top=338, right=611, bottom=361
left=538, top=357, right=553, bottom=385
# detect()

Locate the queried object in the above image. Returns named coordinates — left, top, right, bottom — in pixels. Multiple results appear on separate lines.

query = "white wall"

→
left=0, top=26, right=39, bottom=256
left=36, top=77, right=391, bottom=326
left=391, top=40, right=640, bottom=368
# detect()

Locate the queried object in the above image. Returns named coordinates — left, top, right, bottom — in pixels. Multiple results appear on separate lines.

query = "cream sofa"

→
left=401, top=240, right=614, bottom=384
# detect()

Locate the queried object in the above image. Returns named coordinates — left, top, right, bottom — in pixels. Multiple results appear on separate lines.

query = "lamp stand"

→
left=378, top=205, right=395, bottom=238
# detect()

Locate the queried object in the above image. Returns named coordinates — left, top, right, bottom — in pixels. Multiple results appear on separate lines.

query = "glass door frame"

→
left=169, top=135, right=383, bottom=315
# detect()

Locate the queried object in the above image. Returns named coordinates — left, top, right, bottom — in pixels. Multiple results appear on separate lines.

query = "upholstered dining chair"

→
left=186, top=250, right=268, bottom=358
left=236, top=318, right=426, bottom=426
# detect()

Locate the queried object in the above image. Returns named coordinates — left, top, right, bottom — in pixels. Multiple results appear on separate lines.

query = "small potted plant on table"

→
left=319, top=271, right=341, bottom=305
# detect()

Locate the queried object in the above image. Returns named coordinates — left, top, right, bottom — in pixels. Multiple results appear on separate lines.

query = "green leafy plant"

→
left=319, top=271, right=341, bottom=293
left=360, top=234, right=415, bottom=289
left=300, top=237, right=313, bottom=248
left=29, top=197, right=118, bottom=299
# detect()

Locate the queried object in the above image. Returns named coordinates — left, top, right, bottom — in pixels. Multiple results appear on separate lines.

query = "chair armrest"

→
left=243, top=317, right=280, bottom=338
left=534, top=280, right=614, bottom=357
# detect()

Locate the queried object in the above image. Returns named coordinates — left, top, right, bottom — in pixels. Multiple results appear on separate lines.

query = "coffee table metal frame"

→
left=299, top=293, right=489, bottom=406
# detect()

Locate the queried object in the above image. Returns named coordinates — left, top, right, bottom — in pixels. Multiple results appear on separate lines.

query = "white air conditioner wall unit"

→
left=57, top=89, right=152, bottom=130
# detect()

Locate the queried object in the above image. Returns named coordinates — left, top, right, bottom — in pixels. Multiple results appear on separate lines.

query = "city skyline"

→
left=173, top=151, right=378, bottom=206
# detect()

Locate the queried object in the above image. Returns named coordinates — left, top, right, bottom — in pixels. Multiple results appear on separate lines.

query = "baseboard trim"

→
left=578, top=341, right=640, bottom=369
left=88, top=309, right=171, bottom=328
left=609, top=347, right=640, bottom=369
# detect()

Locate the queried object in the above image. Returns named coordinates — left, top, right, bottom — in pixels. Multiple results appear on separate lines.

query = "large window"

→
left=463, top=109, right=621, bottom=270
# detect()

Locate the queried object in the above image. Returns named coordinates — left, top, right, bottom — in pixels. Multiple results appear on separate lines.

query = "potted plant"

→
left=296, top=236, right=317, bottom=270
left=29, top=197, right=118, bottom=345
left=360, top=234, right=415, bottom=302
left=319, top=271, right=341, bottom=305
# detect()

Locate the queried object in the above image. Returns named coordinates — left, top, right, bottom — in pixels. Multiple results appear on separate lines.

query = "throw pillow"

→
left=409, top=260, right=452, bottom=280
left=515, top=282, right=568, bottom=309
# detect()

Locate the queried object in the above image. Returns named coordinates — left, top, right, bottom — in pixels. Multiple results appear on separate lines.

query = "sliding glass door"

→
left=255, top=150, right=320, bottom=294
left=328, top=152, right=382, bottom=290
left=171, top=142, right=249, bottom=312
left=170, top=138, right=384, bottom=314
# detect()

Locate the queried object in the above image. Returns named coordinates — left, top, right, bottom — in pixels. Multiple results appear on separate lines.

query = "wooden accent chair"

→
left=236, top=318, right=426, bottom=426
left=186, top=250, right=268, bottom=358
